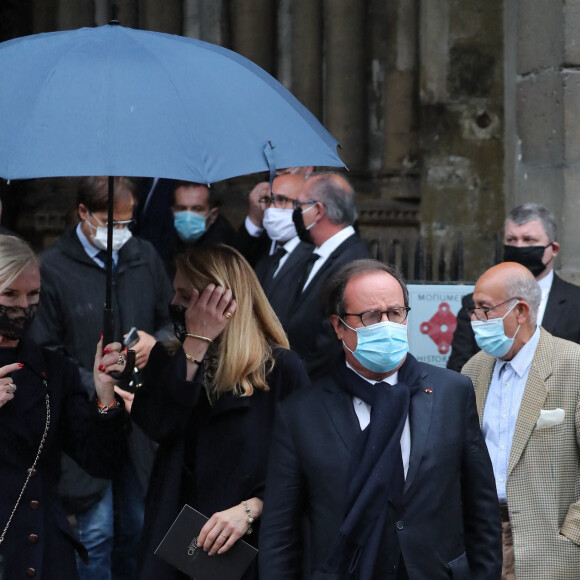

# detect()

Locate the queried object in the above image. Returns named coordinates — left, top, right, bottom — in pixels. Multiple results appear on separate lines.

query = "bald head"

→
left=271, top=173, right=305, bottom=197
left=474, top=262, right=541, bottom=329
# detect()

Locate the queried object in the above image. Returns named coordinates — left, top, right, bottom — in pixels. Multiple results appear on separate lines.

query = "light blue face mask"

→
left=340, top=318, right=409, bottom=373
left=471, top=300, right=520, bottom=358
left=174, top=211, right=206, bottom=242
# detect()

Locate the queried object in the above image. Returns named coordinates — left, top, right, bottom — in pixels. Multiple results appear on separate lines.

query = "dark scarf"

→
left=324, top=353, right=424, bottom=579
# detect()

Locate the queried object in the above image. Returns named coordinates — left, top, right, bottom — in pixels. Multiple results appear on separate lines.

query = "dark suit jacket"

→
left=255, top=240, right=314, bottom=326
left=285, top=233, right=370, bottom=379
left=259, top=361, right=502, bottom=580
left=447, top=273, right=580, bottom=372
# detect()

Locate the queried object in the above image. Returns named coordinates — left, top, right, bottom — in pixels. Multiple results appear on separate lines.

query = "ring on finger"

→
left=117, top=354, right=125, bottom=365
left=224, top=311, right=232, bottom=319
left=7, top=383, right=16, bottom=394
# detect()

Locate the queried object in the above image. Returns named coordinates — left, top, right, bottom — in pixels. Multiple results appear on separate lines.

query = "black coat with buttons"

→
left=0, top=334, right=130, bottom=580
left=131, top=343, right=310, bottom=580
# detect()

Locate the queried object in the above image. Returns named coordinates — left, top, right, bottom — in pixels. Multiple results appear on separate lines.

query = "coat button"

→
left=28, top=533, right=39, bottom=544
left=29, top=500, right=39, bottom=510
left=396, top=521, right=404, bottom=530
left=26, top=568, right=36, bottom=577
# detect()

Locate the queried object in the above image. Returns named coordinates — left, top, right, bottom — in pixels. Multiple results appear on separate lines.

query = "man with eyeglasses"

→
left=260, top=259, right=501, bottom=579
left=447, top=203, right=580, bottom=372
left=283, top=172, right=370, bottom=379
left=244, top=173, right=315, bottom=325
left=462, top=261, right=580, bottom=580
left=31, top=176, right=174, bottom=580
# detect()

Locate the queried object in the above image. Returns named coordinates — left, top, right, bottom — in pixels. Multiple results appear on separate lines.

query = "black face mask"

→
left=503, top=243, right=552, bottom=277
left=292, top=206, right=313, bottom=244
left=168, top=303, right=187, bottom=343
left=0, top=303, right=39, bottom=340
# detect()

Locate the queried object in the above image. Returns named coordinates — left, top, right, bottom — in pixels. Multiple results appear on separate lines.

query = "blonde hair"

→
left=175, top=245, right=289, bottom=396
left=0, top=235, right=38, bottom=293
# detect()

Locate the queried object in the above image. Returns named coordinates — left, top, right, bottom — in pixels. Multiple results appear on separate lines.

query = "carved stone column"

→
left=230, top=0, right=274, bottom=73
left=323, top=0, right=367, bottom=171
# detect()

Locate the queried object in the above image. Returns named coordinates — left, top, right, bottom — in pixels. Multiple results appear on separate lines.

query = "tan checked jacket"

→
left=463, top=329, right=580, bottom=580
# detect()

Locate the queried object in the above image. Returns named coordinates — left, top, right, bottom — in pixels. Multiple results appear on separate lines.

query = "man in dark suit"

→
left=252, top=173, right=314, bottom=325
left=447, top=203, right=580, bottom=371
left=284, top=172, right=370, bottom=378
left=259, top=259, right=502, bottom=579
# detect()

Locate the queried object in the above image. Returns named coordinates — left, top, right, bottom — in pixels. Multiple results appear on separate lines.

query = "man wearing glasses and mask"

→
left=250, top=173, right=314, bottom=325
left=260, top=259, right=501, bottom=579
left=462, top=261, right=580, bottom=580
left=31, top=176, right=174, bottom=580
left=447, top=203, right=580, bottom=372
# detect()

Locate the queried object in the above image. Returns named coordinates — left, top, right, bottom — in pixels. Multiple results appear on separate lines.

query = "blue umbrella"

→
left=0, top=23, right=345, bottom=375
left=0, top=23, right=343, bottom=182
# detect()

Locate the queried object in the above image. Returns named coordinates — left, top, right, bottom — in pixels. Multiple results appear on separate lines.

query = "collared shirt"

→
left=76, top=222, right=119, bottom=268
left=273, top=236, right=300, bottom=277
left=536, top=269, right=553, bottom=326
left=302, top=225, right=356, bottom=290
left=482, top=326, right=541, bottom=500
left=346, top=361, right=411, bottom=478
left=244, top=215, right=263, bottom=238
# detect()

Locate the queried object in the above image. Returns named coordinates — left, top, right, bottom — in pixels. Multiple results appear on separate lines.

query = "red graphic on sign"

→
left=420, top=302, right=457, bottom=354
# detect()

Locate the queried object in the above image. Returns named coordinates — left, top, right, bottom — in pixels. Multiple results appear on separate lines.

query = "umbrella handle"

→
left=109, top=349, right=136, bottom=380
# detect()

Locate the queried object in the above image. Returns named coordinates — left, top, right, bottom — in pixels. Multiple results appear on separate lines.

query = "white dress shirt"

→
left=482, top=326, right=541, bottom=500
left=346, top=362, right=411, bottom=479
left=536, top=269, right=553, bottom=326
left=76, top=222, right=118, bottom=267
left=302, top=226, right=356, bottom=290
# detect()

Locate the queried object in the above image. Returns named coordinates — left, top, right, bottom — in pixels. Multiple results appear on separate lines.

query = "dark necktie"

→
left=96, top=250, right=116, bottom=276
left=298, top=251, right=320, bottom=293
left=270, top=246, right=287, bottom=279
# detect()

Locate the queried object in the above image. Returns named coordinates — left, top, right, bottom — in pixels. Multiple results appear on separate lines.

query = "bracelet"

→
left=242, top=500, right=254, bottom=535
left=97, top=398, right=121, bottom=414
left=185, top=334, right=213, bottom=344
left=185, top=353, right=204, bottom=365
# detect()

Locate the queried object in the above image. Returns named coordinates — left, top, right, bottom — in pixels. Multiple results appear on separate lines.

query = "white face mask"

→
left=262, top=208, right=297, bottom=242
left=87, top=219, right=133, bottom=251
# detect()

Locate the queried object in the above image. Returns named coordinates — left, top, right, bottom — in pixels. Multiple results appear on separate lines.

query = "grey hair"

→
left=505, top=203, right=557, bottom=243
left=308, top=173, right=357, bottom=226
left=0, top=235, right=38, bottom=293
left=504, top=270, right=542, bottom=326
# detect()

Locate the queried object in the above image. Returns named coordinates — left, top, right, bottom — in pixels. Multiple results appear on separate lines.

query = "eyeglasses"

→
left=466, top=298, right=519, bottom=322
left=91, top=213, right=135, bottom=230
left=258, top=194, right=318, bottom=211
left=344, top=307, right=411, bottom=326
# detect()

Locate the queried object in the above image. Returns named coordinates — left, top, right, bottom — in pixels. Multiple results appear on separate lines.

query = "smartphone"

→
left=123, top=327, right=140, bottom=349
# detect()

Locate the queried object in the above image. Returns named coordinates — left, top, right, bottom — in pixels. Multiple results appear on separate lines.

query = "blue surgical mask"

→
left=340, top=318, right=409, bottom=373
left=174, top=211, right=206, bottom=242
left=471, top=301, right=520, bottom=358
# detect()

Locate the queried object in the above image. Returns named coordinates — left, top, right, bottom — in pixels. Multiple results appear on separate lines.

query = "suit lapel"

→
left=267, top=242, right=312, bottom=297
left=321, top=375, right=362, bottom=455
left=404, top=369, right=434, bottom=492
left=507, top=330, right=551, bottom=475
left=472, top=355, right=495, bottom=424
left=542, top=274, right=566, bottom=335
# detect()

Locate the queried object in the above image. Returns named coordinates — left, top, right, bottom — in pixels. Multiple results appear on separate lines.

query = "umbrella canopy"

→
left=0, top=23, right=343, bottom=182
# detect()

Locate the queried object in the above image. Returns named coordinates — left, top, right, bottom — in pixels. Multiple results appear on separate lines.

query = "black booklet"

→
left=154, top=504, right=258, bottom=580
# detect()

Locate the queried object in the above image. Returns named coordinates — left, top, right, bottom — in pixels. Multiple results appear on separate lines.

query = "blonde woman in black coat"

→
left=132, top=245, right=310, bottom=580
left=0, top=234, right=130, bottom=579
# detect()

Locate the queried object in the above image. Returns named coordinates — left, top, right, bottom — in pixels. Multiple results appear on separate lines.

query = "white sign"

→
left=407, top=284, right=474, bottom=368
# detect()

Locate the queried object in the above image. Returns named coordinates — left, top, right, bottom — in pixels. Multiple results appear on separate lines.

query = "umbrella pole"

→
left=102, top=176, right=135, bottom=379
left=102, top=176, right=115, bottom=347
